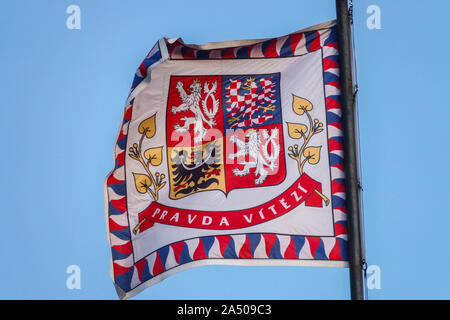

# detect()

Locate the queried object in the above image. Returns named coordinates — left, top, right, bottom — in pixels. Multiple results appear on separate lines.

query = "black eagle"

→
left=171, top=142, right=221, bottom=197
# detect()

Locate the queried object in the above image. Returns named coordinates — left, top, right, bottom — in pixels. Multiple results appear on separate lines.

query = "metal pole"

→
left=335, top=0, right=366, bottom=300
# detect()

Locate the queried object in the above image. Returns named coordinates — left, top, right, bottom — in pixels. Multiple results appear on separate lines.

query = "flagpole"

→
left=335, top=0, right=366, bottom=300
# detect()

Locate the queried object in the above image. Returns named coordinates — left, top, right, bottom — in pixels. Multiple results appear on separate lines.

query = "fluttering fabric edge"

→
left=116, top=259, right=348, bottom=300
left=104, top=20, right=348, bottom=300
left=166, top=20, right=337, bottom=60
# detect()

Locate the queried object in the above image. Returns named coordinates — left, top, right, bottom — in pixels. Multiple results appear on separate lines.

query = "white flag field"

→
left=104, top=20, right=349, bottom=299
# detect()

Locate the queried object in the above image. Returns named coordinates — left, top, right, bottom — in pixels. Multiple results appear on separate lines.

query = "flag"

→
left=104, top=20, right=348, bottom=299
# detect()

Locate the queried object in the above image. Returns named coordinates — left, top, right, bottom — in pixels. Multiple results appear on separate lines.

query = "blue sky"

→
left=0, top=0, right=449, bottom=299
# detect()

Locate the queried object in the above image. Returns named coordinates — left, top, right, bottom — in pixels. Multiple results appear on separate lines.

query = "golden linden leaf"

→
left=132, top=173, right=152, bottom=193
left=144, top=146, right=163, bottom=166
left=138, top=114, right=156, bottom=139
left=292, top=95, right=313, bottom=115
left=303, top=146, right=321, bottom=165
left=287, top=122, right=308, bottom=139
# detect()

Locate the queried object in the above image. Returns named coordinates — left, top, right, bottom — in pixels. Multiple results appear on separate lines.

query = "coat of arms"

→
left=165, top=74, right=285, bottom=199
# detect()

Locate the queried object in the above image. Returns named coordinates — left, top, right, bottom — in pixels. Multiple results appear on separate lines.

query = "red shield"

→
left=166, top=74, right=286, bottom=199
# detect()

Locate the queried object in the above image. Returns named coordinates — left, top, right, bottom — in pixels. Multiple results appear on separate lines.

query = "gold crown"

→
left=246, top=77, right=255, bottom=83
left=192, top=79, right=201, bottom=84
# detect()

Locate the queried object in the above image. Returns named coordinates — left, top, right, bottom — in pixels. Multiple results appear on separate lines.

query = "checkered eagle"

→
left=225, top=76, right=277, bottom=128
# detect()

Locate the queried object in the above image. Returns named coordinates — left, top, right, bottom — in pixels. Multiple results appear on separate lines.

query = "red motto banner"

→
left=137, top=173, right=324, bottom=230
